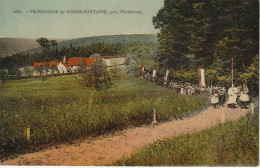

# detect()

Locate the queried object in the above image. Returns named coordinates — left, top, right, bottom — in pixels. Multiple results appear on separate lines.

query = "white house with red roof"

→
left=32, top=57, right=69, bottom=76
left=30, top=55, right=125, bottom=76
left=67, top=57, right=95, bottom=72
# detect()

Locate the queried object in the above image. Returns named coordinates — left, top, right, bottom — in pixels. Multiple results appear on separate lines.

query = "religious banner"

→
left=152, top=70, right=156, bottom=78
left=197, top=68, right=205, bottom=87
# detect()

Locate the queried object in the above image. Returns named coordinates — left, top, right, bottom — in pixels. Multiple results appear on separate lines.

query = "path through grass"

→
left=115, top=98, right=259, bottom=166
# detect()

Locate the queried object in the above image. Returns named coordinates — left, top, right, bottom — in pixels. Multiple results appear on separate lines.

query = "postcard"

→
left=0, top=0, right=258, bottom=166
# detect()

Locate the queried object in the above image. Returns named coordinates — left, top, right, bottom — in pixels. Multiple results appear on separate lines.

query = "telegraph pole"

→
left=231, top=57, right=234, bottom=86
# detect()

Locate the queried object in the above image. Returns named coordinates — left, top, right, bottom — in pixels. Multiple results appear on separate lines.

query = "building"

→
left=30, top=55, right=125, bottom=76
left=32, top=61, right=69, bottom=76
left=67, top=57, right=96, bottom=72
left=18, top=66, right=34, bottom=76
left=103, top=57, right=126, bottom=69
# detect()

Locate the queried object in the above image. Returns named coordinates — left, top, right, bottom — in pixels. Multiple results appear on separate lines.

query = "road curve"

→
left=2, top=106, right=249, bottom=166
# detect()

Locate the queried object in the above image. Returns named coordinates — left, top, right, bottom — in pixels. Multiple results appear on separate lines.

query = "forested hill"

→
left=0, top=38, right=39, bottom=58
left=0, top=34, right=158, bottom=68
left=26, top=34, right=158, bottom=54
left=0, top=38, right=68, bottom=58
left=0, top=34, right=157, bottom=58
left=61, top=34, right=158, bottom=46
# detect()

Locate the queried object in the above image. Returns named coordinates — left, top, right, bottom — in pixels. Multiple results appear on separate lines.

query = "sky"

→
left=0, top=0, right=164, bottom=39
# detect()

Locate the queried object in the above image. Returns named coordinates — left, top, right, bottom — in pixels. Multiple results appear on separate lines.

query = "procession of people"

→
left=210, top=84, right=250, bottom=109
left=140, top=65, right=251, bottom=109
left=169, top=83, right=251, bottom=109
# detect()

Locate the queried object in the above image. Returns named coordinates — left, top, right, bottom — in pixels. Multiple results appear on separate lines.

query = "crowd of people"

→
left=141, top=70, right=250, bottom=109
left=210, top=84, right=250, bottom=109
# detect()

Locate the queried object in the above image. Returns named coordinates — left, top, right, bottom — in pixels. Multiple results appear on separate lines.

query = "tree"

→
left=153, top=0, right=258, bottom=71
left=0, top=70, right=8, bottom=86
left=125, top=42, right=159, bottom=75
left=76, top=57, right=111, bottom=110
left=7, top=64, right=21, bottom=76
left=110, top=63, right=121, bottom=76
left=76, top=57, right=110, bottom=91
left=239, top=54, right=259, bottom=95
left=213, top=0, right=258, bottom=71
left=41, top=76, right=47, bottom=84
left=42, top=65, right=49, bottom=75
left=36, top=38, right=58, bottom=55
left=24, top=66, right=32, bottom=77
left=35, top=65, right=44, bottom=76
left=50, top=65, right=58, bottom=75
left=78, top=59, right=87, bottom=73
left=152, top=0, right=194, bottom=69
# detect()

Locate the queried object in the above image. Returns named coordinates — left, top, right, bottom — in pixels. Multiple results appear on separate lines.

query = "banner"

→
left=152, top=70, right=156, bottom=78
left=197, top=68, right=200, bottom=85
left=164, top=70, right=169, bottom=82
left=200, top=69, right=205, bottom=87
left=165, top=70, right=169, bottom=78
left=197, top=68, right=206, bottom=87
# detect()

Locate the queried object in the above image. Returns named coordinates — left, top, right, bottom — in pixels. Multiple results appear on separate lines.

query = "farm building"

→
left=103, top=57, right=126, bottom=69
left=18, top=66, right=34, bottom=76
left=29, top=55, right=125, bottom=76
left=67, top=57, right=96, bottom=72
left=32, top=61, right=69, bottom=76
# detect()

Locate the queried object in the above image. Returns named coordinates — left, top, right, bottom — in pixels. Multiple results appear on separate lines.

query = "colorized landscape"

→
left=0, top=0, right=259, bottom=166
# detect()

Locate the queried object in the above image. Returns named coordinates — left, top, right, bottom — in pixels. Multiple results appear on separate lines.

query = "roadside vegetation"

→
left=115, top=98, right=259, bottom=166
left=0, top=0, right=258, bottom=165
left=0, top=70, right=209, bottom=160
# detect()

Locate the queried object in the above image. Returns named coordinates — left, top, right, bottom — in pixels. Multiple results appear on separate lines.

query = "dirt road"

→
left=2, top=106, right=249, bottom=166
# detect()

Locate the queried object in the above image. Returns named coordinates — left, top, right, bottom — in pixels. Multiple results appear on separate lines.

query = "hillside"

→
left=0, top=38, right=71, bottom=58
left=0, top=34, right=158, bottom=57
left=26, top=34, right=158, bottom=54
left=60, top=34, right=158, bottom=47
left=0, top=38, right=40, bottom=58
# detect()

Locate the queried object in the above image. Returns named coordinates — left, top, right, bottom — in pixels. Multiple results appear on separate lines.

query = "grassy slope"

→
left=0, top=38, right=39, bottom=58
left=0, top=71, right=208, bottom=159
left=115, top=99, right=259, bottom=166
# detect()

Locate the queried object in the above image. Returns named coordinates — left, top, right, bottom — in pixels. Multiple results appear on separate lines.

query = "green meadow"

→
left=115, top=98, right=259, bottom=166
left=0, top=71, right=209, bottom=159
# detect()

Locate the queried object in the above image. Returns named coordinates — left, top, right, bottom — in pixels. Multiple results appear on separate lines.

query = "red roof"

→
left=33, top=62, right=59, bottom=68
left=67, top=57, right=96, bottom=66
left=67, top=57, right=81, bottom=66
left=83, top=58, right=96, bottom=66
left=48, top=62, right=59, bottom=67
left=62, top=63, right=69, bottom=68
left=33, top=62, right=48, bottom=68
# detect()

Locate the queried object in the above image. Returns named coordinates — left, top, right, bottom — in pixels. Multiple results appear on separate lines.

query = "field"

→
left=115, top=98, right=259, bottom=166
left=0, top=70, right=209, bottom=159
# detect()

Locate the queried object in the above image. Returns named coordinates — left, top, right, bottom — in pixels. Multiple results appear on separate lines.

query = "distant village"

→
left=2, top=54, right=125, bottom=77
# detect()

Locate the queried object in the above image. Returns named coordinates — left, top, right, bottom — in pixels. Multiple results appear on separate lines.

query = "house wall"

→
left=103, top=59, right=111, bottom=67
left=69, top=65, right=79, bottom=72
left=57, top=63, right=68, bottom=74
left=18, top=66, right=35, bottom=76
left=103, top=57, right=125, bottom=67
left=109, top=58, right=125, bottom=66
left=103, top=57, right=126, bottom=69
